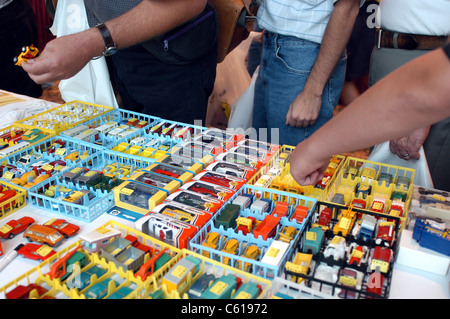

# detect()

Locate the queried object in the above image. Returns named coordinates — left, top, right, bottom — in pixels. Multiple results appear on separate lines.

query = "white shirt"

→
left=380, top=0, right=450, bottom=36
left=0, top=0, right=13, bottom=9
left=257, top=0, right=365, bottom=44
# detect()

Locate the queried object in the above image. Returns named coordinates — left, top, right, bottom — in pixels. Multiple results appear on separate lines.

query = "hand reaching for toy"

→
left=389, top=126, right=430, bottom=160
left=22, top=30, right=103, bottom=84
left=285, top=89, right=322, bottom=128
left=289, top=139, right=330, bottom=186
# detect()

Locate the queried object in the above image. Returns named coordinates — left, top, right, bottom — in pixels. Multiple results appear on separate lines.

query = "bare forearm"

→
left=303, top=48, right=450, bottom=162
left=83, top=0, right=208, bottom=58
left=304, top=0, right=359, bottom=95
left=22, top=0, right=207, bottom=83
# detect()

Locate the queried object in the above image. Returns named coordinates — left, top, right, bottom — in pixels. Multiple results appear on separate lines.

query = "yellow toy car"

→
left=13, top=45, right=39, bottom=66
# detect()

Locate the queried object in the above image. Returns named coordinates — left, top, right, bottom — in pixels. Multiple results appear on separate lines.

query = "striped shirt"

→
left=257, top=0, right=364, bottom=44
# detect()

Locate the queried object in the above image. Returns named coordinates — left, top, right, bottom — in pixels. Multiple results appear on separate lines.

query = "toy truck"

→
left=215, top=203, right=240, bottom=230
left=303, top=226, right=325, bottom=255
left=253, top=215, right=281, bottom=240
left=333, top=209, right=357, bottom=237
left=101, top=236, right=146, bottom=272
left=202, top=232, right=221, bottom=258
left=271, top=201, right=289, bottom=218
left=162, top=255, right=201, bottom=294
left=318, top=207, right=333, bottom=227
left=285, top=252, right=313, bottom=283
left=235, top=216, right=257, bottom=235
left=358, top=214, right=377, bottom=242
left=49, top=245, right=88, bottom=281
left=291, top=205, right=309, bottom=224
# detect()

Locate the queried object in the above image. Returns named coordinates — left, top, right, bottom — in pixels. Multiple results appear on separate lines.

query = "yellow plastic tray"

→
left=323, top=156, right=415, bottom=230
left=14, top=100, right=114, bottom=135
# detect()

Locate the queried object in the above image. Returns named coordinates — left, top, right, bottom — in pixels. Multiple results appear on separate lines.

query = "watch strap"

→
left=96, top=23, right=117, bottom=56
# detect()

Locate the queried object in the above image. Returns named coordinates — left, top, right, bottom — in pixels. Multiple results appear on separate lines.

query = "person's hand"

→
left=389, top=126, right=430, bottom=160
left=289, top=139, right=330, bottom=186
left=22, top=31, right=101, bottom=84
left=285, top=89, right=322, bottom=127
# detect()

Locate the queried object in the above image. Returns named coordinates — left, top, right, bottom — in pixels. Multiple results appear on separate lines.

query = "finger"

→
left=21, top=57, right=49, bottom=75
left=285, top=109, right=292, bottom=126
left=408, top=151, right=421, bottom=160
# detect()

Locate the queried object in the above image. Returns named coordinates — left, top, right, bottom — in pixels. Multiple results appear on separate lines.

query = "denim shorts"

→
left=252, top=32, right=346, bottom=146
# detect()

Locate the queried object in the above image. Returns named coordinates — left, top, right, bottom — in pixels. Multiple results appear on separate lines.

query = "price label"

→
left=210, top=281, right=229, bottom=296
left=371, top=259, right=389, bottom=273
left=305, top=231, right=317, bottom=241
left=120, top=188, right=134, bottom=196
left=55, top=148, right=66, bottom=155
left=172, top=265, right=188, bottom=279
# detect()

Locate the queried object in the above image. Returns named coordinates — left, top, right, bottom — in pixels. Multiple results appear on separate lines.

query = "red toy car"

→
left=17, top=243, right=57, bottom=262
left=43, top=218, right=80, bottom=238
left=0, top=216, right=35, bottom=239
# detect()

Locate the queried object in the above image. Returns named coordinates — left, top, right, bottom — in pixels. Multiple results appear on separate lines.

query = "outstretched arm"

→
left=22, top=0, right=207, bottom=84
left=289, top=47, right=450, bottom=185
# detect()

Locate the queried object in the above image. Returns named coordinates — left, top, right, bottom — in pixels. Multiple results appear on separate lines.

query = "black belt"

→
left=377, top=28, right=448, bottom=50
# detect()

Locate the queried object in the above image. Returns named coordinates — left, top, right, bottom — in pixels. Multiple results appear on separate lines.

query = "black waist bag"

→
left=142, top=5, right=218, bottom=65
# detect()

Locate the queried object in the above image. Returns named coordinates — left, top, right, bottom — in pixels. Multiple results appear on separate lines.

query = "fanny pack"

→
left=142, top=5, right=218, bottom=65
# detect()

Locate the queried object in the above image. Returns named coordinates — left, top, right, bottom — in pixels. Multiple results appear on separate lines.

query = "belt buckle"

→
left=377, top=28, right=382, bottom=49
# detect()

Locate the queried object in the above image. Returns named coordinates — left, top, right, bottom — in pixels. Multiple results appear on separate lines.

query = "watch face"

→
left=104, top=46, right=118, bottom=56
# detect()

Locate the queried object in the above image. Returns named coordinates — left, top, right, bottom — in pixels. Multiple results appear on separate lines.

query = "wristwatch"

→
left=96, top=23, right=118, bottom=57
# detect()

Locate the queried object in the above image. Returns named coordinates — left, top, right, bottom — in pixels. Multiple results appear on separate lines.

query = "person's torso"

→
left=257, top=0, right=338, bottom=43
left=380, top=0, right=450, bottom=36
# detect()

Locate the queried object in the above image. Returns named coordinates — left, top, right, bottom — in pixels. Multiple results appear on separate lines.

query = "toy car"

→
left=14, top=45, right=39, bottom=66
left=44, top=218, right=80, bottom=238
left=338, top=268, right=361, bottom=299
left=17, top=243, right=57, bottom=262
left=23, top=224, right=64, bottom=247
left=0, top=216, right=35, bottom=239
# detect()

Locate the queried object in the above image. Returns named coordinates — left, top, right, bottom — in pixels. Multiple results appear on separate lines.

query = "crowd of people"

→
left=1, top=0, right=449, bottom=191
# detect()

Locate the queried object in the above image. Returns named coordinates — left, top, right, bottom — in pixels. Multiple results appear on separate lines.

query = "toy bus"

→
left=0, top=141, right=30, bottom=158
left=95, top=121, right=118, bottom=135
left=62, top=124, right=90, bottom=138
left=73, top=128, right=99, bottom=142
left=107, top=124, right=129, bottom=138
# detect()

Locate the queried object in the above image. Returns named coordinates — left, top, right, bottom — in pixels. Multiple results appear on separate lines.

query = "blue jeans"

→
left=252, top=32, right=346, bottom=146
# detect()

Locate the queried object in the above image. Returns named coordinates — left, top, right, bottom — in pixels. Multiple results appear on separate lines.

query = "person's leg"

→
left=422, top=117, right=450, bottom=192
left=0, top=0, right=42, bottom=97
left=256, top=33, right=346, bottom=146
